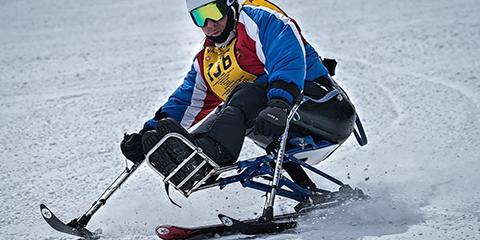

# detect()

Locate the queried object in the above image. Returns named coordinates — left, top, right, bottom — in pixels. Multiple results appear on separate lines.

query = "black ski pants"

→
left=192, top=83, right=268, bottom=166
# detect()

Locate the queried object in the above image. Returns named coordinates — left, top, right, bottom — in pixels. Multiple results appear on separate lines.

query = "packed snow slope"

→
left=1, top=0, right=479, bottom=239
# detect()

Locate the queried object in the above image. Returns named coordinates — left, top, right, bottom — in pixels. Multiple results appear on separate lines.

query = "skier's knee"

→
left=196, top=136, right=235, bottom=167
left=225, top=83, right=267, bottom=121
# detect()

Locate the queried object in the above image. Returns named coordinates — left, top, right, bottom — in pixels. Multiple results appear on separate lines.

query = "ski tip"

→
left=218, top=214, right=236, bottom=227
left=155, top=225, right=194, bottom=240
left=40, top=204, right=53, bottom=220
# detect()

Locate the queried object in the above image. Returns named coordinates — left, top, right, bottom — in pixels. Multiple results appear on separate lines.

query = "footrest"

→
left=145, top=133, right=220, bottom=197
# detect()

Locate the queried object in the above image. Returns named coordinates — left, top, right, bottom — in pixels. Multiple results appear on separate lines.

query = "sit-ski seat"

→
left=247, top=78, right=357, bottom=164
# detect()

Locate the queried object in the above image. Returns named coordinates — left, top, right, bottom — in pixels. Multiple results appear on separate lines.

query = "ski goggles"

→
left=190, top=2, right=229, bottom=28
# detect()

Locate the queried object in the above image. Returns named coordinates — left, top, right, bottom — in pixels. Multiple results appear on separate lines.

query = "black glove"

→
left=254, top=99, right=290, bottom=138
left=120, top=133, right=145, bottom=163
left=121, top=110, right=168, bottom=163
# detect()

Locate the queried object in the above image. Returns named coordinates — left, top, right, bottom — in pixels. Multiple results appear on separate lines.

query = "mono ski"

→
left=155, top=185, right=366, bottom=239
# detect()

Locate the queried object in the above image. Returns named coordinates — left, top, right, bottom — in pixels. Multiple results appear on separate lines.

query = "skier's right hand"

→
left=120, top=133, right=145, bottom=163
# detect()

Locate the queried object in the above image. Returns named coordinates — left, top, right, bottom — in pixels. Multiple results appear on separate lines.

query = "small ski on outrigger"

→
left=40, top=204, right=99, bottom=239
left=40, top=162, right=142, bottom=239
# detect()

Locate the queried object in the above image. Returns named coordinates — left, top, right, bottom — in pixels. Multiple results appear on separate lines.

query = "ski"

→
left=40, top=204, right=100, bottom=239
left=156, top=210, right=310, bottom=239
left=218, top=214, right=297, bottom=235
left=155, top=185, right=366, bottom=239
left=155, top=224, right=229, bottom=240
left=156, top=212, right=299, bottom=240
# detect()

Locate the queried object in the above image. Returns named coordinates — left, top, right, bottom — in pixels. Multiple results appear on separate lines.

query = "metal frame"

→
left=144, top=127, right=347, bottom=222
left=196, top=140, right=343, bottom=197
left=144, top=94, right=351, bottom=222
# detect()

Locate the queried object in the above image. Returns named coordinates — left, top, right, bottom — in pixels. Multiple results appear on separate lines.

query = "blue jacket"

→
left=160, top=2, right=329, bottom=128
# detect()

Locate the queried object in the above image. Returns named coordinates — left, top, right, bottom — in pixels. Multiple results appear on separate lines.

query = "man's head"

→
left=186, top=0, right=238, bottom=42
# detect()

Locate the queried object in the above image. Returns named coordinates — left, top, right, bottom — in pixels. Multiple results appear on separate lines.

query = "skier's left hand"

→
left=120, top=133, right=145, bottom=163
left=254, top=99, right=290, bottom=138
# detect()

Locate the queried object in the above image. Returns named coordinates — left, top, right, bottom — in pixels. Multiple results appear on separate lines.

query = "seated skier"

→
left=121, top=0, right=356, bottom=191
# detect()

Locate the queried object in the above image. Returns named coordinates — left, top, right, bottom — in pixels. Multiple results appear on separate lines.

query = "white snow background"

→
left=1, top=0, right=479, bottom=239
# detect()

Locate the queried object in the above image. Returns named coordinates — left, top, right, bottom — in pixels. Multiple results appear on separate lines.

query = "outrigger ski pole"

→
left=219, top=97, right=306, bottom=234
left=40, top=161, right=142, bottom=239
left=261, top=98, right=303, bottom=222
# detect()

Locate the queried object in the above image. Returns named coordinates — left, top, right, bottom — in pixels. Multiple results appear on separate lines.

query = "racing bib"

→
left=203, top=38, right=257, bottom=101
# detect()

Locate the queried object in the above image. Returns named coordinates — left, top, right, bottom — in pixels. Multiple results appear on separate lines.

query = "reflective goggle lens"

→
left=190, top=2, right=226, bottom=27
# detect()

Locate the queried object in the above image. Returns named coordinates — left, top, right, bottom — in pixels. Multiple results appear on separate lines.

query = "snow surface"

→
left=1, top=0, right=479, bottom=239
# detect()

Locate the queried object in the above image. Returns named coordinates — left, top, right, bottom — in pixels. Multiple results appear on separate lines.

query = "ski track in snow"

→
left=1, top=0, right=479, bottom=239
